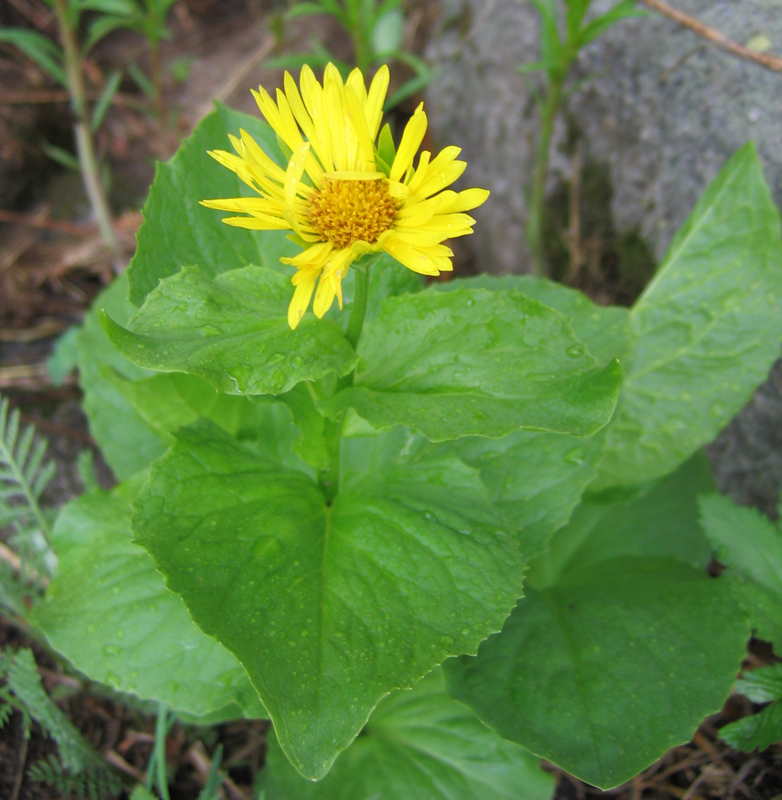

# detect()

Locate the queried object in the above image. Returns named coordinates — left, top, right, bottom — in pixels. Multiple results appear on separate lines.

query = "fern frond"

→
left=0, top=395, right=54, bottom=544
left=28, top=753, right=122, bottom=800
left=7, top=649, right=122, bottom=799
left=0, top=685, right=14, bottom=729
left=8, top=649, right=89, bottom=772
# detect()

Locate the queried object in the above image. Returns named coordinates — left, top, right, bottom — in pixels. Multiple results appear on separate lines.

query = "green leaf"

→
left=517, top=60, right=548, bottom=74
left=76, top=274, right=167, bottom=480
left=47, top=327, right=80, bottom=386
left=594, top=143, right=782, bottom=490
left=41, top=142, right=81, bottom=171
left=345, top=423, right=605, bottom=557
left=133, top=420, right=523, bottom=779
left=719, top=665, right=782, bottom=751
left=443, top=456, right=746, bottom=789
left=276, top=383, right=330, bottom=469
left=325, top=287, right=622, bottom=441
left=363, top=252, right=423, bottom=318
left=130, top=786, right=158, bottom=800
left=700, top=494, right=782, bottom=643
left=720, top=700, right=782, bottom=752
left=32, top=476, right=265, bottom=724
left=371, top=8, right=404, bottom=55
left=105, top=371, right=267, bottom=442
left=0, top=29, right=67, bottom=87
left=127, top=104, right=297, bottom=307
left=437, top=275, right=631, bottom=374
left=90, top=69, right=122, bottom=131
left=105, top=366, right=317, bottom=474
left=103, top=266, right=359, bottom=395
left=444, top=428, right=606, bottom=556
left=259, top=669, right=555, bottom=800
left=577, top=1, right=648, bottom=49
left=734, top=663, right=782, bottom=704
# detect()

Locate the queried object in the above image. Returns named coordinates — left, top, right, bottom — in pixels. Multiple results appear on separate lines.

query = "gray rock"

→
left=708, top=356, right=782, bottom=518
left=425, top=0, right=782, bottom=273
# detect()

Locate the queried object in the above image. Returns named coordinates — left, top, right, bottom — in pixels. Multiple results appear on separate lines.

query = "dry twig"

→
left=638, top=0, right=782, bottom=74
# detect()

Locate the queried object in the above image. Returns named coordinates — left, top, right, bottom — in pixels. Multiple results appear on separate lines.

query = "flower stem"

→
left=343, top=260, right=371, bottom=353
left=52, top=0, right=123, bottom=272
left=318, top=258, right=374, bottom=505
left=526, top=74, right=563, bottom=278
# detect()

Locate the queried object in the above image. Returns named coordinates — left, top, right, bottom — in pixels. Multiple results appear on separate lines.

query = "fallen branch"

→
left=637, top=0, right=782, bottom=74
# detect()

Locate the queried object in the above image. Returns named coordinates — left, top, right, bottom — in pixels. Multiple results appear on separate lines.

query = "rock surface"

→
left=425, top=0, right=782, bottom=273
left=425, top=0, right=782, bottom=514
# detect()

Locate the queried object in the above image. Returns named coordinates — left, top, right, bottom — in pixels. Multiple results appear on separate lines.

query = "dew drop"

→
left=564, top=447, right=586, bottom=465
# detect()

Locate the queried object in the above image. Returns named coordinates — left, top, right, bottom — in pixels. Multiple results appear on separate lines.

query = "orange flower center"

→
left=307, top=178, right=398, bottom=249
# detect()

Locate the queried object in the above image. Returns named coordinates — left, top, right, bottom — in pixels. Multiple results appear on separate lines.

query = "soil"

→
left=1, top=0, right=782, bottom=798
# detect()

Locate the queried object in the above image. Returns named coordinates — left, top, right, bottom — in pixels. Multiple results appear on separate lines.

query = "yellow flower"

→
left=201, top=64, right=489, bottom=329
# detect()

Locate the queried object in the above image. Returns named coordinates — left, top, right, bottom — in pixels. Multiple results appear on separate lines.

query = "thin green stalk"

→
left=317, top=260, right=372, bottom=504
left=526, top=74, right=563, bottom=278
left=343, top=261, right=370, bottom=352
left=52, top=0, right=123, bottom=271
left=150, top=704, right=171, bottom=800
left=352, top=29, right=370, bottom=73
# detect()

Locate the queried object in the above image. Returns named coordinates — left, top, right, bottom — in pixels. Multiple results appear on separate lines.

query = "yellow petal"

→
left=343, top=85, right=377, bottom=171
left=409, top=160, right=467, bottom=203
left=396, top=194, right=444, bottom=223
left=238, top=129, right=287, bottom=184
left=398, top=212, right=475, bottom=234
left=308, top=79, right=334, bottom=172
left=438, top=187, right=490, bottom=213
left=346, top=67, right=367, bottom=105
left=219, top=215, right=290, bottom=230
left=281, top=241, right=333, bottom=269
left=324, top=79, right=348, bottom=171
left=383, top=238, right=441, bottom=276
left=283, top=72, right=328, bottom=178
left=288, top=269, right=319, bottom=329
left=365, top=65, right=390, bottom=140
left=389, top=104, right=427, bottom=183
left=285, top=142, right=310, bottom=209
left=406, top=146, right=461, bottom=195
left=322, top=246, right=355, bottom=279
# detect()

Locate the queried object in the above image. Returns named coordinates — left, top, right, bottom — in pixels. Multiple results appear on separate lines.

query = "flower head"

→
left=201, top=64, right=489, bottom=329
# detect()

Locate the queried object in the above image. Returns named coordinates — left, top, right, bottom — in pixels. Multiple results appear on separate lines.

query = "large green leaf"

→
left=103, top=266, right=359, bottom=395
left=594, top=143, right=782, bottom=490
left=700, top=494, right=782, bottom=644
left=133, top=421, right=523, bottom=780
left=325, top=287, right=622, bottom=441
left=32, top=477, right=265, bottom=724
left=76, top=274, right=166, bottom=480
left=259, top=669, right=555, bottom=800
left=444, top=456, right=747, bottom=789
left=344, top=425, right=605, bottom=557
left=437, top=274, right=631, bottom=365
left=105, top=371, right=265, bottom=443
left=444, top=429, right=606, bottom=556
left=127, top=103, right=297, bottom=307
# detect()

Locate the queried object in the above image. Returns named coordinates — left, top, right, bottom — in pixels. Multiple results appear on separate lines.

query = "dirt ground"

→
left=1, top=0, right=782, bottom=797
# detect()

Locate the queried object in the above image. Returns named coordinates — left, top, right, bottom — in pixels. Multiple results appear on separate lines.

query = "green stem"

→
left=151, top=704, right=171, bottom=800
left=526, top=73, right=563, bottom=278
left=343, top=260, right=370, bottom=353
left=317, top=259, right=372, bottom=504
left=52, top=0, right=123, bottom=272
